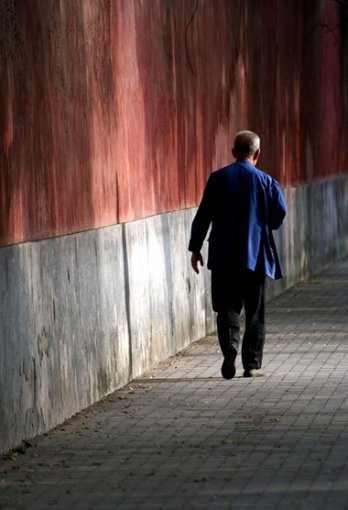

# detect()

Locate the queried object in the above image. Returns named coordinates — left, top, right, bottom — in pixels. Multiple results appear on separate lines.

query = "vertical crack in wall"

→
left=121, top=223, right=133, bottom=379
left=185, top=0, right=199, bottom=74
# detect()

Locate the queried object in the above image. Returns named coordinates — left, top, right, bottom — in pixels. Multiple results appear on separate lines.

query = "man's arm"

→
left=268, top=179, right=286, bottom=230
left=188, top=173, right=216, bottom=271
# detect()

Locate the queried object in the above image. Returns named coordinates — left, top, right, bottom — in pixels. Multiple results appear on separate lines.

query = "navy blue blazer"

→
left=188, top=160, right=286, bottom=279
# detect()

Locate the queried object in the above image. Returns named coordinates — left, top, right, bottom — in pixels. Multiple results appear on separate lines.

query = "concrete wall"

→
left=269, top=175, right=348, bottom=299
left=1, top=174, right=348, bottom=453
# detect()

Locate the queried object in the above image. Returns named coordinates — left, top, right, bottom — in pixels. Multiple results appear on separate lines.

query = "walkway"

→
left=1, top=258, right=348, bottom=510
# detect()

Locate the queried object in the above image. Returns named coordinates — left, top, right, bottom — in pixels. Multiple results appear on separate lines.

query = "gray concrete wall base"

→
left=1, top=174, right=347, bottom=453
left=268, top=174, right=348, bottom=299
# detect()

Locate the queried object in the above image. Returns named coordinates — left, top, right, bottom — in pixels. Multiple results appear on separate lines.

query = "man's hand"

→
left=191, top=251, right=204, bottom=274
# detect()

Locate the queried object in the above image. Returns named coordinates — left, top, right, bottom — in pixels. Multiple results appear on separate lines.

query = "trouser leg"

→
left=241, top=273, right=265, bottom=370
left=212, top=270, right=243, bottom=358
left=216, top=310, right=240, bottom=357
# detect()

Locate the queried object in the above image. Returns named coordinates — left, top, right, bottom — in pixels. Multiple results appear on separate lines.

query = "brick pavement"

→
left=1, top=257, right=348, bottom=510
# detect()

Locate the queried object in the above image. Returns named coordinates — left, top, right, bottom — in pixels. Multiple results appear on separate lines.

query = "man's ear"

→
left=253, top=148, right=261, bottom=163
left=232, top=147, right=236, bottom=158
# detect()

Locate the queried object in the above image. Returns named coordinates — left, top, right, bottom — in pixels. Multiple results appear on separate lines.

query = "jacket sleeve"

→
left=268, top=179, right=286, bottom=230
left=188, top=173, right=217, bottom=252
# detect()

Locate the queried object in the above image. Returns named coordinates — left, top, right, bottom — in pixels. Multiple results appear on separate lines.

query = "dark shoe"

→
left=221, top=350, right=237, bottom=379
left=243, top=368, right=264, bottom=378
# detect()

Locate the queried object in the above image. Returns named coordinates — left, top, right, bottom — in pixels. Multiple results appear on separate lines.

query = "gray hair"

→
left=234, top=130, right=260, bottom=157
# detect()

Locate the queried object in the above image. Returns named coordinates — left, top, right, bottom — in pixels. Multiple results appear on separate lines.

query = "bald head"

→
left=233, top=130, right=260, bottom=159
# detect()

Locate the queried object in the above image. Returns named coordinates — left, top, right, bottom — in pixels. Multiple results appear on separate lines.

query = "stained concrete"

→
left=1, top=174, right=348, bottom=453
left=1, top=1, right=347, bottom=246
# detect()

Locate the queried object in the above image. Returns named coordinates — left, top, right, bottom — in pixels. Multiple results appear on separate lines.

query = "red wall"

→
left=1, top=0, right=347, bottom=246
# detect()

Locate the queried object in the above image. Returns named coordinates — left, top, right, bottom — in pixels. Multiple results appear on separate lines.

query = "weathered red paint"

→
left=1, top=0, right=347, bottom=246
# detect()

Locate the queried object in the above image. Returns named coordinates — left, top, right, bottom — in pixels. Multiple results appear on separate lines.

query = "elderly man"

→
left=189, top=130, right=286, bottom=379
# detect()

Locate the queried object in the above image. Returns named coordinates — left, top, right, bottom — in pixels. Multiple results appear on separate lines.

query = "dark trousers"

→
left=211, top=269, right=265, bottom=370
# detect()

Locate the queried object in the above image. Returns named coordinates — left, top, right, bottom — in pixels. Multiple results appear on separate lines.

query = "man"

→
left=189, top=130, right=286, bottom=379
